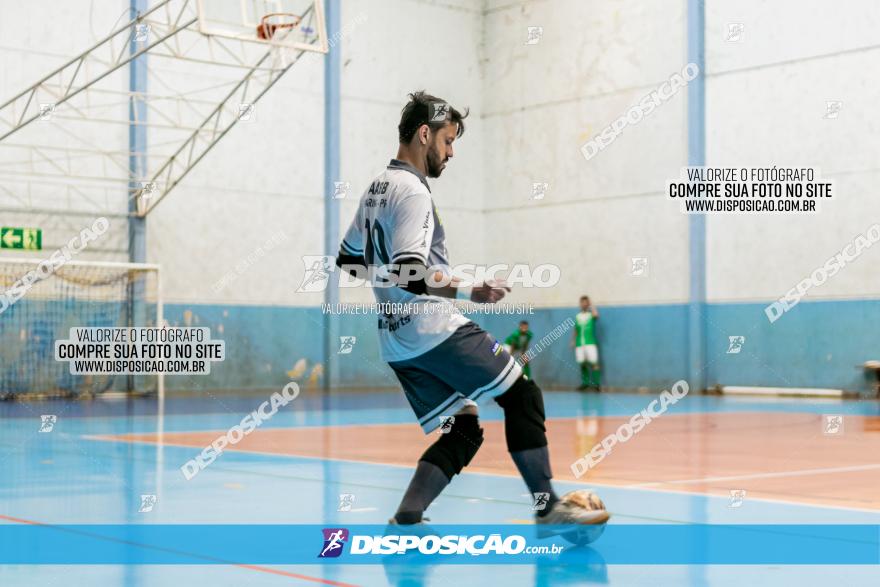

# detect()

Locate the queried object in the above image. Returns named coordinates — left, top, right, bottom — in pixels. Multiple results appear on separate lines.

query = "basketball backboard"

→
left=196, top=0, right=327, bottom=53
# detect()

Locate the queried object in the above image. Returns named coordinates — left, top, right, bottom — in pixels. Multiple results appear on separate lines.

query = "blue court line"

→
left=2, top=390, right=876, bottom=422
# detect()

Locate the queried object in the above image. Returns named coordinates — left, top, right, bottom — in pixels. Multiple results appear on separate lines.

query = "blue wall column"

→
left=687, top=0, right=707, bottom=393
left=321, top=5, right=342, bottom=581
left=323, top=0, right=341, bottom=392
left=126, top=3, right=148, bottom=577
left=128, top=0, right=148, bottom=396
left=129, top=0, right=148, bottom=264
left=686, top=2, right=708, bottom=583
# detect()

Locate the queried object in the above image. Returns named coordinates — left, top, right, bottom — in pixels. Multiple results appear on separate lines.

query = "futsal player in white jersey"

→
left=336, top=92, right=608, bottom=528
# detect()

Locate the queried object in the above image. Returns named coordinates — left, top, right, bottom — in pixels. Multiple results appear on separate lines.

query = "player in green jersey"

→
left=571, top=295, right=600, bottom=391
left=504, top=320, right=533, bottom=378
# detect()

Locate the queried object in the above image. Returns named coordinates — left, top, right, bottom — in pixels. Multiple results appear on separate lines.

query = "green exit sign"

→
left=1, top=227, right=42, bottom=250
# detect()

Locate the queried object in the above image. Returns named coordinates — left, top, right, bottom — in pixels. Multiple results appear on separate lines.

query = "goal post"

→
left=0, top=258, right=163, bottom=400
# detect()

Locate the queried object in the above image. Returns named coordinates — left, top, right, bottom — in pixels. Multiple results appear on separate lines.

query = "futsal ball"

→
left=561, top=489, right=606, bottom=512
left=559, top=489, right=609, bottom=545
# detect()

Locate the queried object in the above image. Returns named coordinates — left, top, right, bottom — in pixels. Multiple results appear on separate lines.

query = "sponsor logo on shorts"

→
left=491, top=341, right=502, bottom=356
left=319, top=528, right=349, bottom=558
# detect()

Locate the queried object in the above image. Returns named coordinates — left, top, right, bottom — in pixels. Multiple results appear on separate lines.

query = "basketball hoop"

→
left=256, top=12, right=302, bottom=41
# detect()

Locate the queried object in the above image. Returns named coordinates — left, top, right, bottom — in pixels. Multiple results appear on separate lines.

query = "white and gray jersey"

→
left=339, top=159, right=469, bottom=362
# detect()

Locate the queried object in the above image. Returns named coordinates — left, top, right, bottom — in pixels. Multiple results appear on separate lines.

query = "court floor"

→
left=1, top=389, right=879, bottom=586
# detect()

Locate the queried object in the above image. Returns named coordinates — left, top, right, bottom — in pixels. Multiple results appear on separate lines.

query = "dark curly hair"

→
left=398, top=91, right=469, bottom=143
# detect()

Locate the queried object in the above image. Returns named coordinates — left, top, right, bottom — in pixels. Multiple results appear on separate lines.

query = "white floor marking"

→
left=632, top=463, right=880, bottom=487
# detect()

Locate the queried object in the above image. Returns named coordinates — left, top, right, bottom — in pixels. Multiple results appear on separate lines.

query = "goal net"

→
left=0, top=259, right=162, bottom=399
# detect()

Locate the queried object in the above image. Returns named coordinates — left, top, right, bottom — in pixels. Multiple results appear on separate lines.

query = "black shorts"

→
left=388, top=322, right=522, bottom=433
